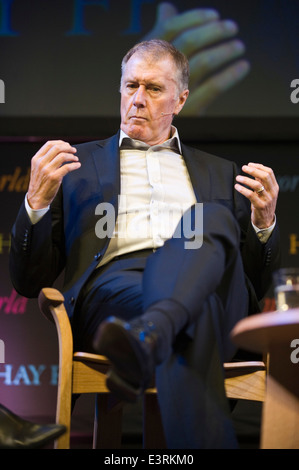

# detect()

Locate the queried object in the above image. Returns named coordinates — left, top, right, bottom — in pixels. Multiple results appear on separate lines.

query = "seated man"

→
left=9, top=39, right=280, bottom=448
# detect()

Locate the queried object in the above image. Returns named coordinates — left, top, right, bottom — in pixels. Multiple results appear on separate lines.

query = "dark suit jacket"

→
left=9, top=131, right=280, bottom=318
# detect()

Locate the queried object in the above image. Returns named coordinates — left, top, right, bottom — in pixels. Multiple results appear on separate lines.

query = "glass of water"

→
left=273, top=268, right=299, bottom=311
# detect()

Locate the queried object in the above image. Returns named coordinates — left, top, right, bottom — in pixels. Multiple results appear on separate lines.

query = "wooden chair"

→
left=38, top=287, right=266, bottom=449
left=231, top=308, right=299, bottom=449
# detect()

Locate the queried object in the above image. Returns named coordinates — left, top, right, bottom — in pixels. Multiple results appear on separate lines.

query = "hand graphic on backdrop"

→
left=143, top=2, right=250, bottom=115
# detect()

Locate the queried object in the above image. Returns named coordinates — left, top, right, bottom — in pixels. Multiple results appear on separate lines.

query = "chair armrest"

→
left=38, top=288, right=66, bottom=323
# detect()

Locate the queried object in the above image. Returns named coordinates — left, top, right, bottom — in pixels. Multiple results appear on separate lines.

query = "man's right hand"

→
left=27, top=140, right=81, bottom=210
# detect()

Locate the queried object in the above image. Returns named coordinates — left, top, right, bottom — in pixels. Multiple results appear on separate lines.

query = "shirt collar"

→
left=119, top=126, right=182, bottom=154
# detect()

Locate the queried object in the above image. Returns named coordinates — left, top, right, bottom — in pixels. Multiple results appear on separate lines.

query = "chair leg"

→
left=93, top=394, right=124, bottom=449
left=54, top=349, right=73, bottom=449
left=54, top=387, right=72, bottom=449
left=143, top=392, right=166, bottom=449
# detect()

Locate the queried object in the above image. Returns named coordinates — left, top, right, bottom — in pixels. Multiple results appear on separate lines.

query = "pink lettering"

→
left=0, top=289, right=28, bottom=314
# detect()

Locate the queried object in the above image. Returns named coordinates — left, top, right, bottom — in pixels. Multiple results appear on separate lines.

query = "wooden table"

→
left=231, top=309, right=299, bottom=449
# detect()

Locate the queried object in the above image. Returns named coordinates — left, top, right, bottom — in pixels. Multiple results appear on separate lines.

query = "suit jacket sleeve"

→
left=241, top=220, right=280, bottom=301
left=9, top=189, right=65, bottom=298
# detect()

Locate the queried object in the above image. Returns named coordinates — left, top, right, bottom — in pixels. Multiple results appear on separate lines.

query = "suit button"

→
left=94, top=252, right=101, bottom=261
left=265, top=249, right=272, bottom=265
left=69, top=297, right=75, bottom=306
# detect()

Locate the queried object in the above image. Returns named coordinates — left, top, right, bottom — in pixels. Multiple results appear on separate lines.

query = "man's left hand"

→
left=235, top=162, right=279, bottom=229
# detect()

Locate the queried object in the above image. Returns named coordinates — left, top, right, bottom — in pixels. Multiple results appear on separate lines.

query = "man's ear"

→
left=175, top=89, right=189, bottom=115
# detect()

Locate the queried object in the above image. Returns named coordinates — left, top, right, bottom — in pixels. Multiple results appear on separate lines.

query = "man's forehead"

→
left=123, top=54, right=177, bottom=82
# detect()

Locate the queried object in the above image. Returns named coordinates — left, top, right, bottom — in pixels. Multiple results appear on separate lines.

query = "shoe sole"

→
left=95, top=320, right=151, bottom=402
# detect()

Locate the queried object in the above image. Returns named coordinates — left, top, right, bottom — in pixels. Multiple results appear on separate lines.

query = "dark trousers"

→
left=72, top=203, right=249, bottom=448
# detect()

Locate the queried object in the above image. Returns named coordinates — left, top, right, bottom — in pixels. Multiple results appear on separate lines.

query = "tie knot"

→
left=120, top=137, right=181, bottom=154
left=120, top=138, right=149, bottom=151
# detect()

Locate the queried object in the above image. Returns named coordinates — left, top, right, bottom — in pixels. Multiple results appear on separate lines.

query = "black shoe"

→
left=0, top=404, right=66, bottom=449
left=93, top=316, right=158, bottom=403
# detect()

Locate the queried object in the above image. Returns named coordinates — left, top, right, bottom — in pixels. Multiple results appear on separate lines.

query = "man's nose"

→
left=133, top=86, right=146, bottom=107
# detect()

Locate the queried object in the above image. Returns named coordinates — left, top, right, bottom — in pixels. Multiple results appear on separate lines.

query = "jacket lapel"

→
left=181, top=143, right=211, bottom=203
left=92, top=132, right=121, bottom=211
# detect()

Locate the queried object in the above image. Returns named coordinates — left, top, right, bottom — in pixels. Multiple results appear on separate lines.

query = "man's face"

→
left=120, top=54, right=189, bottom=146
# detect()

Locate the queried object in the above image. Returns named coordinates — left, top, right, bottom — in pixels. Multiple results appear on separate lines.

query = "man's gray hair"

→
left=121, top=39, right=189, bottom=93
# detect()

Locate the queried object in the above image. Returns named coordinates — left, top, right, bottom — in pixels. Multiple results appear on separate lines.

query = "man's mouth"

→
left=130, top=115, right=147, bottom=121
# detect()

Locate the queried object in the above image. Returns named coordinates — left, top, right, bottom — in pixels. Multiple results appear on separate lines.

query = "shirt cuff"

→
left=25, top=193, right=49, bottom=225
left=252, top=215, right=276, bottom=244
